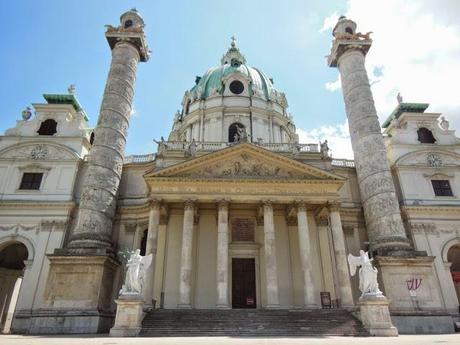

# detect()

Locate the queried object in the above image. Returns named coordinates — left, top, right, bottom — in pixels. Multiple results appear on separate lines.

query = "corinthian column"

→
left=296, top=202, right=317, bottom=308
left=216, top=200, right=230, bottom=309
left=263, top=201, right=280, bottom=308
left=327, top=17, right=411, bottom=256
left=329, top=204, right=354, bottom=308
left=178, top=200, right=196, bottom=308
left=67, top=11, right=150, bottom=252
left=142, top=199, right=161, bottom=307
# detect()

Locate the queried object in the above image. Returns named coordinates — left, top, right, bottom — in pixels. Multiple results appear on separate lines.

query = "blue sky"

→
left=0, top=0, right=348, bottom=155
left=2, top=1, right=459, bottom=158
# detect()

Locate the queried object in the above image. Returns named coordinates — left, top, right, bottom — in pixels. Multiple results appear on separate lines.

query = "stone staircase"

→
left=140, top=309, right=369, bottom=337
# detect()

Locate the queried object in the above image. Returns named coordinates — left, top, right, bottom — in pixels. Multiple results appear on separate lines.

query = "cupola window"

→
left=124, top=19, right=133, bottom=28
left=37, top=119, right=57, bottom=136
left=229, top=80, right=244, bottom=95
left=89, top=132, right=95, bottom=145
left=417, top=127, right=436, bottom=144
left=345, top=27, right=353, bottom=35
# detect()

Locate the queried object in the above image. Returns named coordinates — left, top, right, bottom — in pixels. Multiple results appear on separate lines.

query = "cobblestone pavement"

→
left=1, top=334, right=459, bottom=345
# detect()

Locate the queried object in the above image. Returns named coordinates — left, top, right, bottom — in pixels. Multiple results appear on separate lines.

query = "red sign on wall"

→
left=452, top=271, right=460, bottom=283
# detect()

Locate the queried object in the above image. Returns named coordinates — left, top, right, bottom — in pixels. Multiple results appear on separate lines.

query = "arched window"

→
left=89, top=132, right=95, bottom=145
left=37, top=119, right=57, bottom=136
left=447, top=244, right=460, bottom=304
left=185, top=100, right=191, bottom=115
left=229, top=122, right=245, bottom=143
left=140, top=229, right=147, bottom=256
left=417, top=127, right=436, bottom=144
left=124, top=19, right=133, bottom=29
left=345, top=27, right=353, bottom=35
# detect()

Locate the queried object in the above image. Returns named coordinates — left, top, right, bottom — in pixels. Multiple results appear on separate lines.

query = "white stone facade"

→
left=0, top=12, right=459, bottom=336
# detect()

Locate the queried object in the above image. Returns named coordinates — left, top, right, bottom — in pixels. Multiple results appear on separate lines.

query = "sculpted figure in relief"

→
left=348, top=250, right=383, bottom=297
left=120, top=249, right=152, bottom=295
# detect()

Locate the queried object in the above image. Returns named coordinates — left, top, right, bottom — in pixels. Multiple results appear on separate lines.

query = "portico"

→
left=129, top=143, right=354, bottom=309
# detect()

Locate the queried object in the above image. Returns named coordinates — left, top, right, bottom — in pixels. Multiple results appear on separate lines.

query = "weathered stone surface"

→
left=68, top=40, right=141, bottom=251
left=329, top=32, right=411, bottom=255
left=358, top=295, right=398, bottom=336
left=216, top=201, right=230, bottom=309
left=263, top=202, right=280, bottom=308
left=178, top=201, right=195, bottom=308
left=110, top=295, right=144, bottom=337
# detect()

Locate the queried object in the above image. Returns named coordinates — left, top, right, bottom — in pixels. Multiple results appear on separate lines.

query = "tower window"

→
left=140, top=229, right=147, bottom=255
left=417, top=127, right=436, bottom=144
left=185, top=100, right=191, bottom=114
left=124, top=20, right=133, bottom=28
left=229, top=122, right=245, bottom=143
left=19, top=172, right=43, bottom=190
left=432, top=180, right=453, bottom=197
left=89, top=132, right=95, bottom=145
left=37, top=119, right=57, bottom=136
left=229, top=80, right=244, bottom=95
left=345, top=27, right=353, bottom=35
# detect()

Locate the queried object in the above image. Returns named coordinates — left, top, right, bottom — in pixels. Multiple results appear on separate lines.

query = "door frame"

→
left=229, top=244, right=261, bottom=309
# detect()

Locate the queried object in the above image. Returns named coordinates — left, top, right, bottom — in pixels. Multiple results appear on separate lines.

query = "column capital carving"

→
left=295, top=201, right=307, bottom=212
left=217, top=199, right=230, bottom=212
left=328, top=202, right=341, bottom=213
left=149, top=198, right=162, bottom=210
left=262, top=200, right=273, bottom=211
left=184, top=199, right=196, bottom=211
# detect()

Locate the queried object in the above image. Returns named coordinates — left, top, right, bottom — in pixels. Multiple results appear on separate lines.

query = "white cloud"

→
left=321, top=0, right=460, bottom=131
left=320, top=12, right=340, bottom=33
left=325, top=75, right=341, bottom=91
left=298, top=120, right=354, bottom=159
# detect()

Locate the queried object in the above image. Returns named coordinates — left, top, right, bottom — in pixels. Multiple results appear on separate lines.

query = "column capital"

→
left=217, top=199, right=230, bottom=212
left=149, top=198, right=162, bottom=210
left=184, top=199, right=196, bottom=211
left=295, top=201, right=307, bottom=212
left=328, top=202, right=341, bottom=213
left=262, top=200, right=273, bottom=211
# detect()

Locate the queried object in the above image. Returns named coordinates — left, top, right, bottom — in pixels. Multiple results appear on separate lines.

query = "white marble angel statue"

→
left=120, top=249, right=152, bottom=296
left=348, top=250, right=382, bottom=297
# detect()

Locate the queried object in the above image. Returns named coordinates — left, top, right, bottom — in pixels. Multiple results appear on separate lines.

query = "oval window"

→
left=229, top=80, right=244, bottom=95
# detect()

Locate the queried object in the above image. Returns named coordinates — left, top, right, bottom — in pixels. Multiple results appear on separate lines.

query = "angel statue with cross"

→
left=348, top=250, right=383, bottom=297
left=120, top=249, right=152, bottom=296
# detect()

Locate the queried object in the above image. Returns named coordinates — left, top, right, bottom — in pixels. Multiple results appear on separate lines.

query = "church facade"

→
left=0, top=10, right=459, bottom=335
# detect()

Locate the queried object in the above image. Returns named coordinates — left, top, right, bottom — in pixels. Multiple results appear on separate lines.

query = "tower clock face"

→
left=229, top=80, right=244, bottom=95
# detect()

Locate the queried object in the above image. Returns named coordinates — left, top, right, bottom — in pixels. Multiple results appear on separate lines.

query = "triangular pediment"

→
left=146, top=143, right=344, bottom=181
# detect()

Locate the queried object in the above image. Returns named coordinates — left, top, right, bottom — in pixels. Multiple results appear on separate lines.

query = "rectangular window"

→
left=431, top=180, right=453, bottom=197
left=19, top=172, right=43, bottom=190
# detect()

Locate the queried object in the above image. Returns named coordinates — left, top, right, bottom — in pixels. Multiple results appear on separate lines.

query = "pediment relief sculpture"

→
left=0, top=143, right=78, bottom=160
left=178, top=154, right=315, bottom=180
left=396, top=151, right=460, bottom=167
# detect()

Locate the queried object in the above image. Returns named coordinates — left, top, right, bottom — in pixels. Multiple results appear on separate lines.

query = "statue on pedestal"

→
left=348, top=250, right=382, bottom=297
left=120, top=249, right=152, bottom=296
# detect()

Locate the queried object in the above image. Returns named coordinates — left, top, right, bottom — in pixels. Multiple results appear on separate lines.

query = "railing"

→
left=331, top=159, right=355, bottom=168
left=124, top=153, right=156, bottom=164
left=122, top=143, right=355, bottom=166
left=155, top=141, right=319, bottom=153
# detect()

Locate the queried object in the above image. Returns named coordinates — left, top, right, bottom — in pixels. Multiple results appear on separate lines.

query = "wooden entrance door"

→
left=232, top=258, right=256, bottom=308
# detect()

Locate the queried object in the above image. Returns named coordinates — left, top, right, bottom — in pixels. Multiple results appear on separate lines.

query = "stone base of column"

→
left=177, top=304, right=193, bottom=309
left=358, top=295, right=398, bottom=337
left=32, top=254, right=119, bottom=334
left=216, top=304, right=231, bottom=310
left=109, top=295, right=144, bottom=337
left=375, top=256, right=444, bottom=313
left=265, top=304, right=281, bottom=309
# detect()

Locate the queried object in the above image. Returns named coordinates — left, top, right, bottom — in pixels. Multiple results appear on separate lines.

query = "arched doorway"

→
left=447, top=244, right=460, bottom=306
left=0, top=242, right=28, bottom=333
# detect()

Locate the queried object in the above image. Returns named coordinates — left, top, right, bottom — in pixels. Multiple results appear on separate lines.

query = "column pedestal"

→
left=359, top=295, right=398, bottom=336
left=31, top=255, right=118, bottom=334
left=110, top=295, right=144, bottom=337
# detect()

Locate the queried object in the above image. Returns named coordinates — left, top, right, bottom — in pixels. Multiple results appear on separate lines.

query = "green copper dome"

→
left=187, top=38, right=283, bottom=103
